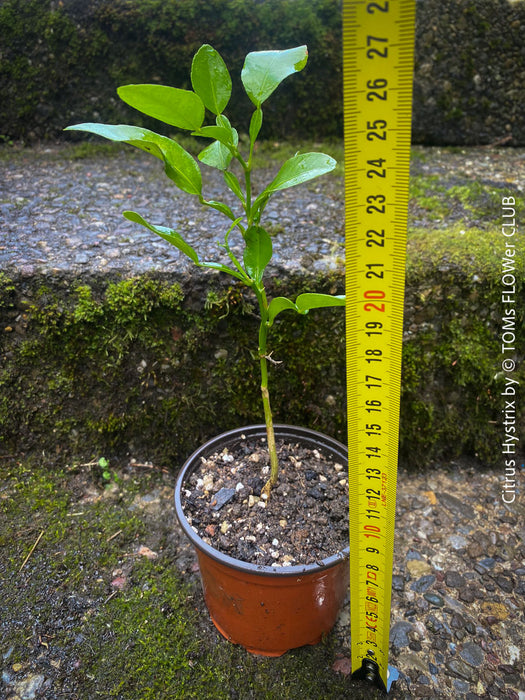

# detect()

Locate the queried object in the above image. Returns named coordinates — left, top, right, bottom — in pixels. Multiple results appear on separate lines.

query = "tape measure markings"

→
left=343, top=0, right=415, bottom=691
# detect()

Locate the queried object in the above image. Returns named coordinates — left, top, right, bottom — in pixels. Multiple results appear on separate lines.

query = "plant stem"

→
left=241, top=145, right=278, bottom=495
left=255, top=287, right=279, bottom=497
left=244, top=166, right=252, bottom=222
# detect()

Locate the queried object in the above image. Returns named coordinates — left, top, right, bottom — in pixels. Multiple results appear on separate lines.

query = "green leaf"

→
left=251, top=192, right=271, bottom=223
left=268, top=292, right=345, bottom=325
left=192, top=125, right=236, bottom=149
left=267, top=297, right=298, bottom=324
left=199, top=261, right=246, bottom=280
left=117, top=84, right=204, bottom=131
left=191, top=44, right=232, bottom=115
left=65, top=123, right=202, bottom=195
left=123, top=210, right=200, bottom=263
left=198, top=140, right=233, bottom=171
left=267, top=152, right=336, bottom=191
left=223, top=171, right=245, bottom=202
left=203, top=199, right=236, bottom=220
left=252, top=152, right=335, bottom=214
left=215, top=115, right=239, bottom=148
left=123, top=210, right=247, bottom=282
left=249, top=108, right=263, bottom=145
left=197, top=115, right=238, bottom=171
left=243, top=225, right=273, bottom=284
left=295, top=293, right=345, bottom=312
left=241, top=45, right=308, bottom=107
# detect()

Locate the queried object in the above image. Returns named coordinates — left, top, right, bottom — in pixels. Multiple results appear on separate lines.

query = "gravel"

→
left=1, top=143, right=524, bottom=282
left=0, top=144, right=344, bottom=280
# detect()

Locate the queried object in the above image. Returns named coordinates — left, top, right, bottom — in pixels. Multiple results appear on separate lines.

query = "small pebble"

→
left=448, top=534, right=468, bottom=550
left=11, top=674, right=46, bottom=699
left=426, top=614, right=444, bottom=632
left=201, top=474, right=214, bottom=491
left=390, top=621, right=413, bottom=648
left=423, top=591, right=445, bottom=609
left=392, top=574, right=405, bottom=591
left=210, top=487, right=236, bottom=511
left=459, top=642, right=484, bottom=668
left=445, top=658, right=474, bottom=682
left=411, top=574, right=436, bottom=593
left=445, top=570, right=466, bottom=588
left=407, top=559, right=432, bottom=577
left=453, top=679, right=470, bottom=693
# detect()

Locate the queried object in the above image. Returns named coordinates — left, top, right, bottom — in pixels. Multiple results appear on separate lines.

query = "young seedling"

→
left=98, top=457, right=111, bottom=482
left=66, top=44, right=344, bottom=497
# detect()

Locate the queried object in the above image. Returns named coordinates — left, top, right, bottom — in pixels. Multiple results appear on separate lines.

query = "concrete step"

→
left=0, top=144, right=523, bottom=467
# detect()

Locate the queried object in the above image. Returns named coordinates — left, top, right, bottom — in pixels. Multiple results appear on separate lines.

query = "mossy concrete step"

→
left=0, top=145, right=524, bottom=468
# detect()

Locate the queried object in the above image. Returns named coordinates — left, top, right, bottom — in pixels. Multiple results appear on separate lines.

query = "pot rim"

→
left=174, top=424, right=350, bottom=578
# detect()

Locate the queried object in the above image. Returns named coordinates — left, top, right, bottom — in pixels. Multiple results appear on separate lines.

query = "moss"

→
left=400, top=319, right=505, bottom=465
left=408, top=174, right=525, bottom=229
left=400, top=220, right=525, bottom=465
left=0, top=271, right=348, bottom=463
left=0, top=272, right=16, bottom=312
left=407, top=223, right=524, bottom=282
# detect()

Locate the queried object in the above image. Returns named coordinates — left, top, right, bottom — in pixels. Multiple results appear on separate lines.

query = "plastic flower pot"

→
left=174, top=424, right=350, bottom=656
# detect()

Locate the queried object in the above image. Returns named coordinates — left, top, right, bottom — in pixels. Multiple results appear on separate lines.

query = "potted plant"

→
left=66, top=44, right=349, bottom=656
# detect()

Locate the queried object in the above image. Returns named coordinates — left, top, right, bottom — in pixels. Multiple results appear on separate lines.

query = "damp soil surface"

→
left=180, top=436, right=349, bottom=568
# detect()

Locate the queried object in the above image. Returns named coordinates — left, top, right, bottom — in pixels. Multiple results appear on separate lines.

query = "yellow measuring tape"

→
left=343, top=0, right=415, bottom=692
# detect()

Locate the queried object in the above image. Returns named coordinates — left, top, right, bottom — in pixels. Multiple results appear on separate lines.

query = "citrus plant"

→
left=66, top=44, right=344, bottom=497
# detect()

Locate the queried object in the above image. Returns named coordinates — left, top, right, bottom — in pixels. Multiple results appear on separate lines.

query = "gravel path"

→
left=334, top=460, right=525, bottom=699
left=0, top=143, right=524, bottom=698
left=1, top=143, right=524, bottom=279
left=0, top=144, right=344, bottom=279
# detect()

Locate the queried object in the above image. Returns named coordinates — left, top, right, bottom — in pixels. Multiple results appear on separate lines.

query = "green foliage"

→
left=241, top=46, right=308, bottom=107
left=66, top=44, right=344, bottom=490
left=98, top=457, right=111, bottom=482
left=0, top=276, right=189, bottom=459
left=407, top=224, right=524, bottom=283
left=191, top=44, right=232, bottom=115
left=0, top=0, right=83, bottom=138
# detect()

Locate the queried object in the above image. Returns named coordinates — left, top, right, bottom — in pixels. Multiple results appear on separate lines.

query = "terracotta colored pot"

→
left=174, top=424, right=349, bottom=656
